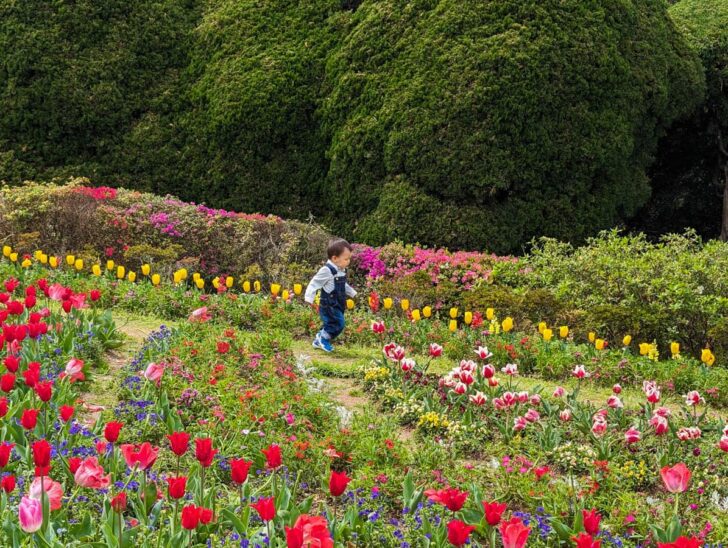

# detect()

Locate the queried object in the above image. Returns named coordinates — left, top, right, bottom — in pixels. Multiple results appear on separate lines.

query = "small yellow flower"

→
left=588, top=332, right=596, bottom=343
left=346, top=298, right=355, bottom=310
left=559, top=326, right=569, bottom=338
left=502, top=317, right=514, bottom=332
left=128, top=271, right=137, bottom=282
left=449, top=307, right=458, bottom=319
left=400, top=299, right=410, bottom=311
left=195, top=278, right=205, bottom=289
left=39, top=253, right=48, bottom=264
left=412, top=309, right=421, bottom=321
left=92, top=264, right=102, bottom=276
left=116, top=266, right=125, bottom=279
left=701, top=348, right=715, bottom=366
left=74, top=259, right=84, bottom=271
left=383, top=298, right=393, bottom=310
left=192, top=272, right=200, bottom=281
left=225, top=276, right=234, bottom=288
left=66, top=255, right=75, bottom=266
left=151, top=274, right=161, bottom=286
left=639, top=343, right=650, bottom=356
left=595, top=338, right=606, bottom=350
left=670, top=342, right=680, bottom=357
left=464, top=311, right=473, bottom=325
left=622, top=335, right=632, bottom=346
left=9, top=253, right=17, bottom=262
left=212, top=277, right=220, bottom=289
left=449, top=319, right=457, bottom=332
left=271, top=283, right=281, bottom=296
left=422, top=306, right=432, bottom=318
left=538, top=321, right=547, bottom=334
left=141, top=264, right=151, bottom=276
left=106, top=260, right=114, bottom=271
left=243, top=281, right=251, bottom=293
left=33, top=250, right=43, bottom=260
left=173, top=271, right=183, bottom=284
left=293, top=284, right=302, bottom=296
left=21, top=258, right=32, bottom=268
left=2, top=246, right=11, bottom=257
left=49, top=256, right=58, bottom=268
left=542, top=328, right=553, bottom=342
left=282, top=289, right=290, bottom=301
left=486, top=308, right=495, bottom=320
left=254, top=280, right=261, bottom=292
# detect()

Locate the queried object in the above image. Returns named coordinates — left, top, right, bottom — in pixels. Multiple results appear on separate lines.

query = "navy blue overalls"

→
left=319, top=263, right=347, bottom=339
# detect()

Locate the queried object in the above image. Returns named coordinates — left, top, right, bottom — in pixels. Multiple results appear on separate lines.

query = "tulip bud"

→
left=422, top=306, right=432, bottom=318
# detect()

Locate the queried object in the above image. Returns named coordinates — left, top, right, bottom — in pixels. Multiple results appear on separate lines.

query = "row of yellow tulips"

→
left=1, top=245, right=717, bottom=365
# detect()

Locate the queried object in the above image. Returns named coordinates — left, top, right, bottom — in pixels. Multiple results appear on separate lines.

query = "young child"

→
left=304, top=238, right=357, bottom=352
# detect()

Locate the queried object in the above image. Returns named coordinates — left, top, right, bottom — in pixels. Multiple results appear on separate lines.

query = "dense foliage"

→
left=0, top=0, right=709, bottom=252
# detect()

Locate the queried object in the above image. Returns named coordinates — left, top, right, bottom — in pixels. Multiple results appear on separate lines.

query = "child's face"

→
left=330, top=248, right=352, bottom=269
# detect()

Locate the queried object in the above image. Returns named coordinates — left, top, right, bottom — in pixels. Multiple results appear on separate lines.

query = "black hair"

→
left=327, top=238, right=352, bottom=259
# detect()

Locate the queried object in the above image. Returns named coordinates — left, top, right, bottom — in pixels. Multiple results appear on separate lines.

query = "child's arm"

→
left=345, top=283, right=357, bottom=298
left=304, top=266, right=333, bottom=304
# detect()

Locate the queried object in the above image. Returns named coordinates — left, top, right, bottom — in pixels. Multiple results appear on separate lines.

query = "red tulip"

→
left=0, top=442, right=13, bottom=468
left=181, top=504, right=201, bottom=530
left=657, top=536, right=702, bottom=548
left=23, top=367, right=39, bottom=388
left=7, top=301, right=24, bottom=315
left=573, top=533, right=601, bottom=548
left=68, top=457, right=82, bottom=474
left=286, top=524, right=304, bottom=548
left=89, top=290, right=101, bottom=302
left=34, top=380, right=53, bottom=402
left=199, top=507, right=214, bottom=525
left=21, top=409, right=39, bottom=430
left=104, top=421, right=124, bottom=443
left=3, top=355, right=19, bottom=373
left=167, top=431, right=189, bottom=457
left=216, top=341, right=230, bottom=354
left=499, top=517, right=531, bottom=548
left=0, top=397, right=7, bottom=417
left=425, top=487, right=468, bottom=512
left=230, top=458, right=252, bottom=485
left=194, top=438, right=217, bottom=468
left=31, top=440, right=51, bottom=469
left=328, top=470, right=351, bottom=497
left=111, top=492, right=127, bottom=512
left=4, top=279, right=18, bottom=292
left=25, top=295, right=36, bottom=309
left=262, top=444, right=282, bottom=469
left=285, top=515, right=333, bottom=548
left=1, top=373, right=15, bottom=392
left=1, top=474, right=16, bottom=493
left=59, top=405, right=75, bottom=422
left=251, top=497, right=276, bottom=521
left=447, top=519, right=476, bottom=547
left=661, top=463, right=691, bottom=493
left=120, top=443, right=159, bottom=470
left=582, top=509, right=601, bottom=536
left=482, top=501, right=507, bottom=526
left=167, top=476, right=187, bottom=499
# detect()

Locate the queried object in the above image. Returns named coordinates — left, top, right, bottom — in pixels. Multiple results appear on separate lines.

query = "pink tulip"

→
left=524, top=409, right=540, bottom=423
left=74, top=457, right=111, bottom=489
left=572, top=364, right=589, bottom=379
left=29, top=477, right=63, bottom=510
left=429, top=343, right=443, bottom=357
left=607, top=396, right=623, bottom=409
left=529, top=394, right=541, bottom=406
left=624, top=427, right=641, bottom=444
left=18, top=496, right=42, bottom=533
left=661, top=463, right=691, bottom=493
left=400, top=358, right=415, bottom=372
left=513, top=417, right=528, bottom=431
left=144, top=362, right=165, bottom=382
left=475, top=346, right=492, bottom=360
left=684, top=391, right=703, bottom=407
left=453, top=382, right=467, bottom=395
left=591, top=418, right=607, bottom=437
left=612, top=384, right=622, bottom=394
left=559, top=409, right=572, bottom=422
left=499, top=517, right=531, bottom=548
left=371, top=321, right=385, bottom=334
left=459, top=371, right=475, bottom=385
left=189, top=307, right=211, bottom=322
left=481, top=364, right=495, bottom=378
left=649, top=414, right=669, bottom=435
left=469, top=391, right=488, bottom=406
left=552, top=386, right=565, bottom=398
left=719, top=436, right=728, bottom=452
left=64, top=358, right=85, bottom=382
left=501, top=363, right=518, bottom=376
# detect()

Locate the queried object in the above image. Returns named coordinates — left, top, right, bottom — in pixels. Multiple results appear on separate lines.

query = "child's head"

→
left=327, top=238, right=352, bottom=269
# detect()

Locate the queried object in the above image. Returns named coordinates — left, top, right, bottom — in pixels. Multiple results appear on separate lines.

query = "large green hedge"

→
left=0, top=0, right=707, bottom=253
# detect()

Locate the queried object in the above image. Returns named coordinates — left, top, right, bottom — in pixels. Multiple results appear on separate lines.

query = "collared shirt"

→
left=304, top=260, right=357, bottom=304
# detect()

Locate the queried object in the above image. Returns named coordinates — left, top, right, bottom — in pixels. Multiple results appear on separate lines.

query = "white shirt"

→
left=304, top=260, right=357, bottom=304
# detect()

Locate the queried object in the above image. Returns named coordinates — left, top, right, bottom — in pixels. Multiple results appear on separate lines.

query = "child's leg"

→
left=319, top=307, right=338, bottom=340
left=327, top=308, right=346, bottom=340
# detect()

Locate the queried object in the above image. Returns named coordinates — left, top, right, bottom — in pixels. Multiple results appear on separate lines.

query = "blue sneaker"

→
left=312, top=333, right=333, bottom=353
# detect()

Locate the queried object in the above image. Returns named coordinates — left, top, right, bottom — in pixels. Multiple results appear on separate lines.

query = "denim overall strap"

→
left=323, top=263, right=347, bottom=312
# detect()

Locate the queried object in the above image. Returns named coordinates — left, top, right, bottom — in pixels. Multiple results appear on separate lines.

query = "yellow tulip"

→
left=74, top=259, right=84, bottom=271
left=226, top=276, right=234, bottom=288
left=542, top=328, right=553, bottom=342
left=346, top=299, right=355, bottom=310
left=282, top=289, right=290, bottom=301
left=151, top=274, right=161, bottom=286
left=670, top=342, right=680, bottom=356
left=116, top=266, right=125, bottom=279
left=449, top=307, right=458, bottom=319
left=412, top=309, right=421, bottom=321
left=106, top=260, right=114, bottom=271
left=449, top=319, right=457, bottom=332
left=293, top=284, right=302, bottom=296
left=464, top=311, right=473, bottom=325
left=21, top=258, right=32, bottom=268
left=141, top=264, right=151, bottom=276
left=34, top=250, right=43, bottom=260
left=622, top=335, right=632, bottom=346
left=254, top=280, right=261, bottom=292
left=212, top=277, right=220, bottom=289
left=595, top=338, right=606, bottom=350
left=49, top=256, right=58, bottom=268
left=39, top=253, right=48, bottom=264
left=195, top=278, right=205, bottom=289
left=559, top=326, right=569, bottom=338
left=9, top=253, right=17, bottom=262
left=2, top=245, right=11, bottom=257
left=173, top=272, right=183, bottom=284
left=639, top=343, right=650, bottom=356
left=178, top=269, right=188, bottom=280
left=243, top=281, right=251, bottom=293
left=383, top=298, right=393, bottom=310
left=701, top=348, right=715, bottom=366
left=486, top=308, right=495, bottom=320
left=400, top=299, right=410, bottom=311
left=422, top=306, right=432, bottom=318
left=92, top=264, right=102, bottom=276
left=538, top=322, right=547, bottom=334
left=502, top=317, right=513, bottom=332
left=588, top=332, right=596, bottom=343
left=66, top=255, right=75, bottom=266
left=271, top=283, right=281, bottom=296
left=127, top=271, right=135, bottom=282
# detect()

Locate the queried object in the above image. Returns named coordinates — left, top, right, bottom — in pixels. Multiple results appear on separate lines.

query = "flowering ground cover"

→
left=0, top=248, right=725, bottom=547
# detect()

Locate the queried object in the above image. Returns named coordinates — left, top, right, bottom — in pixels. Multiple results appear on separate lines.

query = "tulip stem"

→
left=118, top=511, right=123, bottom=547
left=200, top=466, right=205, bottom=505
